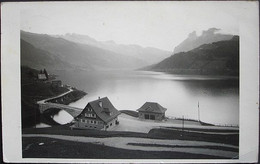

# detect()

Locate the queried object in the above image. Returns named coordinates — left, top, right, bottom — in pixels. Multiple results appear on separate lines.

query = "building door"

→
left=150, top=115, right=155, bottom=120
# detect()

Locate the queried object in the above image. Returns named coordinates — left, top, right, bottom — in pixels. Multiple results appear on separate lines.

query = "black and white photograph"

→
left=1, top=1, right=259, bottom=163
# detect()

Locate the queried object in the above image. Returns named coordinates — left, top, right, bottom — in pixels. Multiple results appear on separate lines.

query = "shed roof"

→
left=84, top=97, right=120, bottom=123
left=137, top=102, right=167, bottom=114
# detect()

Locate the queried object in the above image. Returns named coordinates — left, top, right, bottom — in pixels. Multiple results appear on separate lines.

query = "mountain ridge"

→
left=21, top=31, right=152, bottom=71
left=144, top=36, right=239, bottom=76
left=173, top=28, right=234, bottom=54
left=54, top=33, right=171, bottom=65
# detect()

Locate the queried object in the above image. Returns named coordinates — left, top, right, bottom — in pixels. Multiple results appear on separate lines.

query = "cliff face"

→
left=146, top=36, right=239, bottom=76
left=173, top=28, right=234, bottom=54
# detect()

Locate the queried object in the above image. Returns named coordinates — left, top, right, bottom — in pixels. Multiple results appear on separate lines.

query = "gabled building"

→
left=137, top=102, right=167, bottom=121
left=74, top=97, right=120, bottom=130
left=37, top=73, right=47, bottom=80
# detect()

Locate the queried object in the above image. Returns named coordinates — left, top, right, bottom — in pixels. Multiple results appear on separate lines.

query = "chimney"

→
left=98, top=97, right=102, bottom=108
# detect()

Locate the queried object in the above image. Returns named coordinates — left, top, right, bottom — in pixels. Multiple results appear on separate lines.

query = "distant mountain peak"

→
left=202, top=28, right=220, bottom=36
left=103, top=40, right=116, bottom=44
left=188, top=31, right=197, bottom=38
left=174, top=28, right=234, bottom=54
left=55, top=33, right=171, bottom=65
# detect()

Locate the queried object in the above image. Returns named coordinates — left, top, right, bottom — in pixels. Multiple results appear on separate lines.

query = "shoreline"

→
left=139, top=69, right=239, bottom=79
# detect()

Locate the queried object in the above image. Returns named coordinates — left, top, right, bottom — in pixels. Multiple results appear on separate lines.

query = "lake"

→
left=47, top=70, right=239, bottom=126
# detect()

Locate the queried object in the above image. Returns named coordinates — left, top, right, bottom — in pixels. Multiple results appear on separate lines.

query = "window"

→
left=144, top=114, right=149, bottom=119
left=86, top=108, right=92, bottom=112
left=85, top=113, right=96, bottom=118
left=110, top=123, right=112, bottom=126
left=93, top=121, right=96, bottom=124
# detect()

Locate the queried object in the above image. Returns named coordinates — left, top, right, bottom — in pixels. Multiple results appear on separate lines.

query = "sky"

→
left=20, top=1, right=245, bottom=51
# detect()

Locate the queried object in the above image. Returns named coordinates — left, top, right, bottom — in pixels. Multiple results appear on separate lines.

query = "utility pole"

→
left=182, top=115, right=184, bottom=131
left=198, top=101, right=200, bottom=123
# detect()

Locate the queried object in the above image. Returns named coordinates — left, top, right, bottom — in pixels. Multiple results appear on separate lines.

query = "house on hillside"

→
left=37, top=73, right=47, bottom=80
left=38, top=69, right=49, bottom=80
left=74, top=97, right=121, bottom=130
left=137, top=102, right=167, bottom=121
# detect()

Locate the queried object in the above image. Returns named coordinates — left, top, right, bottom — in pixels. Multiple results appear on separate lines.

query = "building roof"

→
left=84, top=97, right=121, bottom=123
left=137, top=102, right=167, bottom=114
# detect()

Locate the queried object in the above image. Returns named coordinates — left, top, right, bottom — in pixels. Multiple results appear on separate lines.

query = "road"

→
left=37, top=88, right=73, bottom=104
left=23, top=134, right=238, bottom=158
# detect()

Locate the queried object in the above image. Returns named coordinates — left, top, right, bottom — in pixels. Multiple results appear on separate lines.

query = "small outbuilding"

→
left=137, top=102, right=167, bottom=121
left=74, top=97, right=121, bottom=130
left=37, top=73, right=47, bottom=80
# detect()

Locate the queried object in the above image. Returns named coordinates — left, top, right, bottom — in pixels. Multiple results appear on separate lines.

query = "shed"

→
left=137, top=102, right=167, bottom=121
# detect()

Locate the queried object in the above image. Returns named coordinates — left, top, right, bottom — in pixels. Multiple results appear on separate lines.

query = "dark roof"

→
left=137, top=102, right=167, bottom=114
left=85, top=97, right=120, bottom=123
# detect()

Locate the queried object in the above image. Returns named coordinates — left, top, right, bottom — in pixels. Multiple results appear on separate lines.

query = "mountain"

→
left=145, top=36, right=239, bottom=76
left=21, top=39, right=74, bottom=70
left=54, top=33, right=171, bottom=65
left=173, top=28, right=234, bottom=54
left=21, top=31, right=148, bottom=71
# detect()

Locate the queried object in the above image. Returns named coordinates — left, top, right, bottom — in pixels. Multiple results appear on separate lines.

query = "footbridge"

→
left=38, top=102, right=83, bottom=118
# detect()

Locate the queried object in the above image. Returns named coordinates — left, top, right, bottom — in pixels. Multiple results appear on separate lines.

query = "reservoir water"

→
left=50, top=70, right=239, bottom=126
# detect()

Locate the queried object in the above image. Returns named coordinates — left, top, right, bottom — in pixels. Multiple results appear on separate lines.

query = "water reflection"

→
left=52, top=110, right=74, bottom=125
left=51, top=70, right=239, bottom=126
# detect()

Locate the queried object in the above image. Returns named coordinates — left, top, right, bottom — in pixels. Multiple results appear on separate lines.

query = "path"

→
left=37, top=88, right=73, bottom=104
left=23, top=134, right=238, bottom=158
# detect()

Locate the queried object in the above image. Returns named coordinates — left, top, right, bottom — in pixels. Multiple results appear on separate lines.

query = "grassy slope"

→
left=22, top=137, right=224, bottom=159
left=23, top=123, right=238, bottom=146
left=148, top=128, right=238, bottom=146
left=22, top=125, right=238, bottom=159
